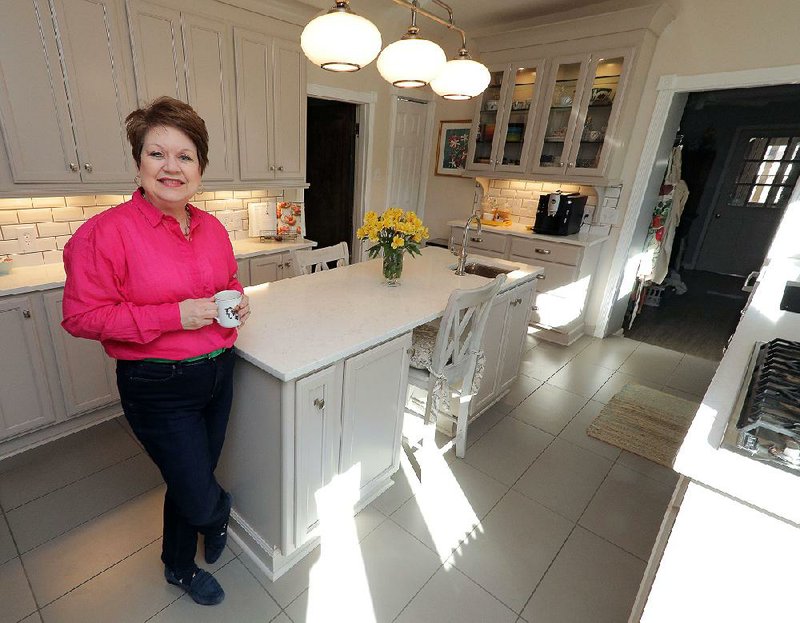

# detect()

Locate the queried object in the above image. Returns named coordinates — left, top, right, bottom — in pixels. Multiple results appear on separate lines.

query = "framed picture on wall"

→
left=435, top=120, right=471, bottom=176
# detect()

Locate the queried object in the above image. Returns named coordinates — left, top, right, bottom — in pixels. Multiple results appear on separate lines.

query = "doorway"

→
left=305, top=97, right=357, bottom=254
left=386, top=97, right=431, bottom=215
left=621, top=84, right=800, bottom=359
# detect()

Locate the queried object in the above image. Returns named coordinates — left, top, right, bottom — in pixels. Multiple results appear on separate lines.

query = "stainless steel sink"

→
left=460, top=263, right=515, bottom=278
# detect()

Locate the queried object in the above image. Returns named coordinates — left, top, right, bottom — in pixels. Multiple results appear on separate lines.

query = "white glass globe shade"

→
left=377, top=38, right=446, bottom=88
left=301, top=11, right=382, bottom=72
left=431, top=58, right=491, bottom=99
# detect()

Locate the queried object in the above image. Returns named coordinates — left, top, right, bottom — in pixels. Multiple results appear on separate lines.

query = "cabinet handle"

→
left=536, top=274, right=546, bottom=279
left=516, top=298, right=523, bottom=305
left=278, top=165, right=284, bottom=172
left=269, top=165, right=276, bottom=171
left=83, top=163, right=93, bottom=173
left=277, top=263, right=284, bottom=269
left=532, top=305, right=539, bottom=311
left=534, top=248, right=551, bottom=255
left=510, top=299, right=518, bottom=307
left=313, top=398, right=325, bottom=410
left=407, top=347, right=415, bottom=357
left=469, top=236, right=483, bottom=243
left=23, top=309, right=31, bottom=318
left=69, top=162, right=78, bottom=172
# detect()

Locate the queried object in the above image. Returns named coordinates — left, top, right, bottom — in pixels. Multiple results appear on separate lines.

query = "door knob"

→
left=313, top=398, right=324, bottom=410
left=23, top=309, right=31, bottom=318
left=278, top=166, right=284, bottom=172
left=269, top=165, right=275, bottom=171
left=714, top=213, right=721, bottom=218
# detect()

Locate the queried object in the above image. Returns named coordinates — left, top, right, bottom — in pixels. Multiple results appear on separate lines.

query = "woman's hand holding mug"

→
left=179, top=297, right=218, bottom=330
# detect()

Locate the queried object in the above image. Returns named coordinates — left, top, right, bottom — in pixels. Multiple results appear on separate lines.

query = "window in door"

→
left=730, top=136, right=800, bottom=208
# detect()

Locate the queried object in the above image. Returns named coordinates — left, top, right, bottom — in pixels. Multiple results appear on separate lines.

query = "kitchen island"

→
left=218, top=246, right=543, bottom=579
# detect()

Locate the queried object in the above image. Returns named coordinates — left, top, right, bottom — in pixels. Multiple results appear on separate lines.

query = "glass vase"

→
left=382, top=248, right=404, bottom=286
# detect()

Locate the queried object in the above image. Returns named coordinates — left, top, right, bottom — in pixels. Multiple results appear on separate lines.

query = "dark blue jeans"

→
left=116, top=349, right=235, bottom=573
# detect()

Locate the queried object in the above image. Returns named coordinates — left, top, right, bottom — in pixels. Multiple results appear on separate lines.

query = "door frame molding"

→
left=306, top=83, right=377, bottom=262
left=385, top=89, right=437, bottom=222
left=595, top=63, right=800, bottom=337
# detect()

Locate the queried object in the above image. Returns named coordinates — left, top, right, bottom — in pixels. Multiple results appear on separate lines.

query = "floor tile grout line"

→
left=15, top=482, right=164, bottom=557
left=3, top=448, right=147, bottom=513
left=1, top=502, right=43, bottom=620
left=236, top=546, right=287, bottom=615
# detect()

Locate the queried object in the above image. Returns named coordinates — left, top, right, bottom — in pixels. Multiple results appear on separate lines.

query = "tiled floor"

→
left=0, top=335, right=716, bottom=623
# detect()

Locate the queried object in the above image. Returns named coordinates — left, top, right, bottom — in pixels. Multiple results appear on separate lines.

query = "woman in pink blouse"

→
left=62, top=97, right=249, bottom=606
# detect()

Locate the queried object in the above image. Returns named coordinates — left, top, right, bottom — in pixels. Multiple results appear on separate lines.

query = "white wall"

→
left=587, top=0, right=800, bottom=335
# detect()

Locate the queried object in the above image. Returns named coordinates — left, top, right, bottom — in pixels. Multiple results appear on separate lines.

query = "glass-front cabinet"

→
left=530, top=49, right=631, bottom=178
left=466, top=60, right=544, bottom=174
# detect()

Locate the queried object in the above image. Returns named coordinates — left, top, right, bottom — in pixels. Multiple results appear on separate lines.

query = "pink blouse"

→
left=62, top=190, right=242, bottom=360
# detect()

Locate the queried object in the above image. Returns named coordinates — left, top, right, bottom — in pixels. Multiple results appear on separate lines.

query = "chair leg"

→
left=453, top=391, right=470, bottom=459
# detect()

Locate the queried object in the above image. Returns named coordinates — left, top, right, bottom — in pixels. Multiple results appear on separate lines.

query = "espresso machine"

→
left=533, top=191, right=588, bottom=236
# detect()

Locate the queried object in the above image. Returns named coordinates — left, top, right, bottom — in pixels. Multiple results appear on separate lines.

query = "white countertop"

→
left=447, top=220, right=609, bottom=248
left=0, top=238, right=313, bottom=296
left=674, top=255, right=800, bottom=523
left=235, top=246, right=544, bottom=382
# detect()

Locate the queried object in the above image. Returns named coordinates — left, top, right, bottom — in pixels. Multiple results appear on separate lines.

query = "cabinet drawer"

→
left=509, top=237, right=582, bottom=266
left=451, top=227, right=508, bottom=254
left=510, top=255, right=577, bottom=293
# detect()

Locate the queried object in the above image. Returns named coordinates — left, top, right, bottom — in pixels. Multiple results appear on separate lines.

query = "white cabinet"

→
left=0, top=295, right=57, bottom=439
left=530, top=49, right=632, bottom=179
left=340, top=334, right=410, bottom=500
left=497, top=285, right=535, bottom=393
left=466, top=59, right=545, bottom=174
left=42, top=291, right=118, bottom=417
left=128, top=1, right=235, bottom=182
left=248, top=251, right=303, bottom=285
left=236, top=258, right=252, bottom=287
left=294, top=362, right=343, bottom=545
left=0, top=0, right=134, bottom=184
left=234, top=29, right=306, bottom=181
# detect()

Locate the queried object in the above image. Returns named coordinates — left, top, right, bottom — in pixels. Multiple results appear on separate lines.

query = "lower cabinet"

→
left=0, top=294, right=57, bottom=439
left=293, top=333, right=411, bottom=546
left=43, top=290, right=118, bottom=417
left=248, top=251, right=303, bottom=286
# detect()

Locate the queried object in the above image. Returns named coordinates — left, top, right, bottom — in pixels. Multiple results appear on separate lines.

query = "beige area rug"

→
left=587, top=384, right=700, bottom=468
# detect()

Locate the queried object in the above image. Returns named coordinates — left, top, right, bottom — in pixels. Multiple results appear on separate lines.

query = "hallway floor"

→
left=0, top=336, right=717, bottom=623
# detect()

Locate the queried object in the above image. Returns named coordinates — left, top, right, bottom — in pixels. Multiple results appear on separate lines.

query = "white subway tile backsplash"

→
left=233, top=190, right=252, bottom=198
left=33, top=237, right=57, bottom=252
left=52, top=207, right=84, bottom=222
left=500, top=189, right=516, bottom=198
left=509, top=180, right=526, bottom=190
left=83, top=206, right=110, bottom=218
left=214, top=191, right=234, bottom=200
left=525, top=181, right=543, bottom=191
left=522, top=199, right=537, bottom=210
left=0, top=240, right=19, bottom=254
left=69, top=221, right=86, bottom=233
left=12, top=252, right=44, bottom=267
left=602, top=197, right=619, bottom=209
left=56, top=235, right=71, bottom=250
left=65, top=195, right=95, bottom=207
left=31, top=196, right=66, bottom=208
left=2, top=225, right=27, bottom=239
left=94, top=194, right=126, bottom=205
left=493, top=180, right=510, bottom=189
left=205, top=200, right=230, bottom=211
left=0, top=198, right=32, bottom=209
left=43, top=250, right=63, bottom=263
left=605, top=186, right=622, bottom=198
left=37, top=222, right=71, bottom=237
left=0, top=212, right=18, bottom=226
left=17, top=209, right=52, bottom=223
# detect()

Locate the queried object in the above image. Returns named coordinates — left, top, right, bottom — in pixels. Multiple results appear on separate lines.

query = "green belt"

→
left=142, top=347, right=228, bottom=365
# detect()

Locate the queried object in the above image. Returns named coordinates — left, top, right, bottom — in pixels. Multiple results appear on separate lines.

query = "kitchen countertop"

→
left=0, top=238, right=314, bottom=296
left=447, top=220, right=609, bottom=248
left=235, top=246, right=544, bottom=382
left=673, top=255, right=800, bottom=523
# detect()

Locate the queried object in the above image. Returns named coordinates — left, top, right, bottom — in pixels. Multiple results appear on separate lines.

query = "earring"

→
left=134, top=174, right=141, bottom=187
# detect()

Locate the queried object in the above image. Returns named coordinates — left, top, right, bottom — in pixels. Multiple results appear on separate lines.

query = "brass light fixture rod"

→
left=388, top=0, right=469, bottom=50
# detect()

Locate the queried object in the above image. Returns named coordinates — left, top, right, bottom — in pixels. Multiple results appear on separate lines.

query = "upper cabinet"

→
left=530, top=50, right=631, bottom=178
left=234, top=29, right=306, bottom=182
left=466, top=48, right=632, bottom=182
left=467, top=60, right=544, bottom=175
left=0, top=0, right=134, bottom=184
left=128, top=1, right=236, bottom=182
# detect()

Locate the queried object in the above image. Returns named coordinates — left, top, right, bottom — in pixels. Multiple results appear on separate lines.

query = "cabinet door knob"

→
left=536, top=274, right=546, bottom=279
left=83, top=163, right=93, bottom=172
left=269, top=165, right=276, bottom=171
left=559, top=161, right=564, bottom=167
left=469, top=236, right=483, bottom=243
left=69, top=162, right=79, bottom=172
left=278, top=165, right=284, bottom=172
left=277, top=263, right=284, bottom=269
left=568, top=162, right=574, bottom=168
left=313, top=398, right=325, bottom=410
left=510, top=299, right=518, bottom=307
left=534, top=248, right=551, bottom=255
left=23, top=309, right=31, bottom=318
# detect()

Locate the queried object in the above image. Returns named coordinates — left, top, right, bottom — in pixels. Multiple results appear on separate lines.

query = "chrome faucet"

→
left=455, top=211, right=482, bottom=275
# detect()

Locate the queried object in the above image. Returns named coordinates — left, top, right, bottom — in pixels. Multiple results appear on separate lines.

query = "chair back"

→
left=292, top=242, right=350, bottom=276
left=431, top=275, right=506, bottom=383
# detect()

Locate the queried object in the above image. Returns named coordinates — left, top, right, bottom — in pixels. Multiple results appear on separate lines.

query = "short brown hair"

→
left=125, top=97, right=209, bottom=173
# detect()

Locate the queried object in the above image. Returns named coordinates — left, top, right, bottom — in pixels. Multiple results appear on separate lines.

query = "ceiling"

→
left=296, top=0, right=655, bottom=35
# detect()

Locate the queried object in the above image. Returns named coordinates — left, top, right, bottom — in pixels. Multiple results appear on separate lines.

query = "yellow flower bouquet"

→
left=357, top=208, right=429, bottom=285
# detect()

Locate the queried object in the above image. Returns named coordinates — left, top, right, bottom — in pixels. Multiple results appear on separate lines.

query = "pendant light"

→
left=301, top=1, right=382, bottom=72
left=377, top=2, right=446, bottom=88
left=431, top=48, right=491, bottom=100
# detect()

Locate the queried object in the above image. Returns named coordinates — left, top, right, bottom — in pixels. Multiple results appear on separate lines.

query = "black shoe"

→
left=165, top=566, right=225, bottom=606
left=204, top=492, right=232, bottom=564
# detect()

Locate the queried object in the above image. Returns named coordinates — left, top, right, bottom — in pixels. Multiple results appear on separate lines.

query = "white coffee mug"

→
left=214, top=290, right=242, bottom=328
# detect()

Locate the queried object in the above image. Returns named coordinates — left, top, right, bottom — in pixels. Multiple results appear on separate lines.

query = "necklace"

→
left=182, top=206, right=191, bottom=238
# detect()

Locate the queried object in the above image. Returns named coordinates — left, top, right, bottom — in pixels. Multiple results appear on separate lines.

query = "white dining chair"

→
left=406, top=274, right=506, bottom=459
left=291, top=242, right=349, bottom=276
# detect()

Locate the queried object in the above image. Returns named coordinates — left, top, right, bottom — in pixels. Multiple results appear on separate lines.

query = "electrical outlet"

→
left=17, top=225, right=37, bottom=252
left=582, top=205, right=595, bottom=224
